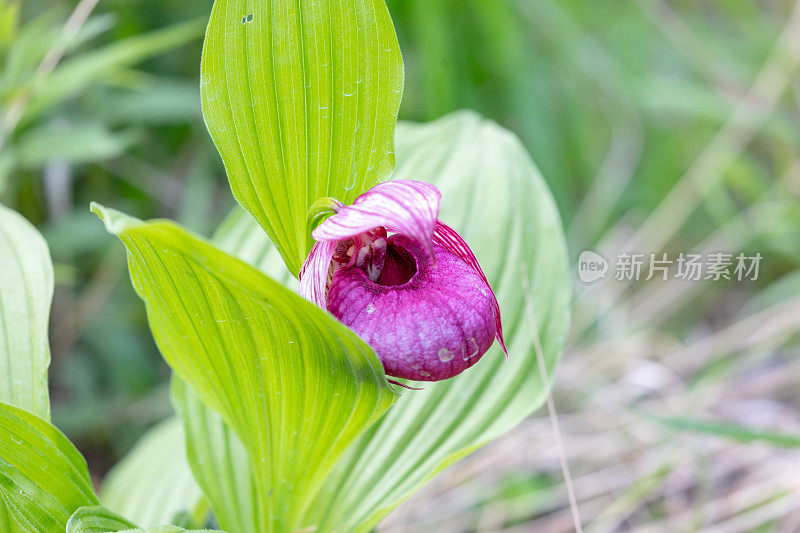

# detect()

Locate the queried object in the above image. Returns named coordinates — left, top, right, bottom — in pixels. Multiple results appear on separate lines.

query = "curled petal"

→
left=312, top=180, right=441, bottom=256
left=299, top=240, right=337, bottom=307
left=433, top=220, right=507, bottom=357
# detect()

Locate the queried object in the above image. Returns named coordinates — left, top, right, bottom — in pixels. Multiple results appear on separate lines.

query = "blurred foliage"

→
left=1, top=0, right=799, bottom=529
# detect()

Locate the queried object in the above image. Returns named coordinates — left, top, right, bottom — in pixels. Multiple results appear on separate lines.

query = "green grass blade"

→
left=20, top=19, right=205, bottom=128
left=200, top=0, right=404, bottom=274
left=0, top=402, right=98, bottom=531
left=94, top=204, right=398, bottom=533
left=641, top=411, right=800, bottom=448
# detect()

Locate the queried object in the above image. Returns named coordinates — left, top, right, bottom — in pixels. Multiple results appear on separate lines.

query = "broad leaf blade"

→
left=201, top=0, right=404, bottom=274
left=167, top=211, right=293, bottom=533
left=212, top=207, right=297, bottom=289
left=66, top=506, right=136, bottom=533
left=0, top=402, right=98, bottom=531
left=66, top=506, right=224, bottom=533
left=171, top=378, right=256, bottom=533
left=0, top=203, right=53, bottom=421
left=101, top=419, right=207, bottom=528
left=94, top=205, right=397, bottom=533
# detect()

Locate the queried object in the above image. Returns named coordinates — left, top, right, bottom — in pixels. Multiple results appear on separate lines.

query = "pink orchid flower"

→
left=299, top=179, right=506, bottom=382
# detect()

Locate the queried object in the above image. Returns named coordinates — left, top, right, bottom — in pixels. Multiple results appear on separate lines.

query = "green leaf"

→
left=171, top=378, right=256, bottom=533
left=212, top=207, right=297, bottom=288
left=167, top=210, right=301, bottom=533
left=114, top=529, right=221, bottom=533
left=66, top=506, right=224, bottom=533
left=93, top=204, right=398, bottom=533
left=200, top=0, right=404, bottom=274
left=211, top=111, right=571, bottom=531
left=639, top=411, right=800, bottom=448
left=66, top=506, right=136, bottom=533
left=114, top=529, right=222, bottom=533
left=0, top=501, right=24, bottom=533
left=101, top=418, right=207, bottom=528
left=0, top=401, right=98, bottom=531
left=0, top=203, right=53, bottom=421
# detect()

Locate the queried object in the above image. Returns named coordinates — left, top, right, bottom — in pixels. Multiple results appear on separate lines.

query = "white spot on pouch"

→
left=461, top=338, right=480, bottom=360
left=438, top=348, right=454, bottom=362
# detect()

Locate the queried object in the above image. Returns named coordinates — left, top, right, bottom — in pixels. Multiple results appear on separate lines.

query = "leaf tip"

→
left=90, top=202, right=143, bottom=236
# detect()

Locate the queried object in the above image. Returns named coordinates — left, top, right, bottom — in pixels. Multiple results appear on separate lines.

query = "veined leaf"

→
left=0, top=500, right=23, bottom=533
left=167, top=210, right=300, bottom=533
left=211, top=111, right=571, bottom=531
left=201, top=0, right=404, bottom=274
left=0, top=402, right=98, bottom=531
left=171, top=378, right=256, bottom=533
left=115, top=529, right=222, bottom=533
left=212, top=207, right=297, bottom=289
left=66, top=506, right=136, bottom=532
left=101, top=418, right=207, bottom=528
left=0, top=203, right=53, bottom=421
left=66, top=506, right=224, bottom=533
left=94, top=204, right=398, bottom=533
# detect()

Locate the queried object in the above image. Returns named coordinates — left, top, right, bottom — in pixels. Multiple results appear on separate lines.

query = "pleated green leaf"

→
left=94, top=204, right=398, bottom=533
left=0, top=503, right=23, bottom=533
left=0, top=402, right=98, bottom=532
left=0, top=204, right=54, bottom=531
left=210, top=111, right=571, bottom=531
left=171, top=378, right=256, bottom=533
left=166, top=210, right=298, bottom=533
left=66, top=506, right=136, bottom=532
left=0, top=203, right=53, bottom=421
left=101, top=418, right=207, bottom=528
left=212, top=208, right=297, bottom=290
left=200, top=0, right=404, bottom=275
left=66, top=506, right=224, bottom=533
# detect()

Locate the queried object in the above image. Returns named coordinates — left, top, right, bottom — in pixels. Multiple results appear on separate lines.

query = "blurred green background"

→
left=2, top=0, right=799, bottom=530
